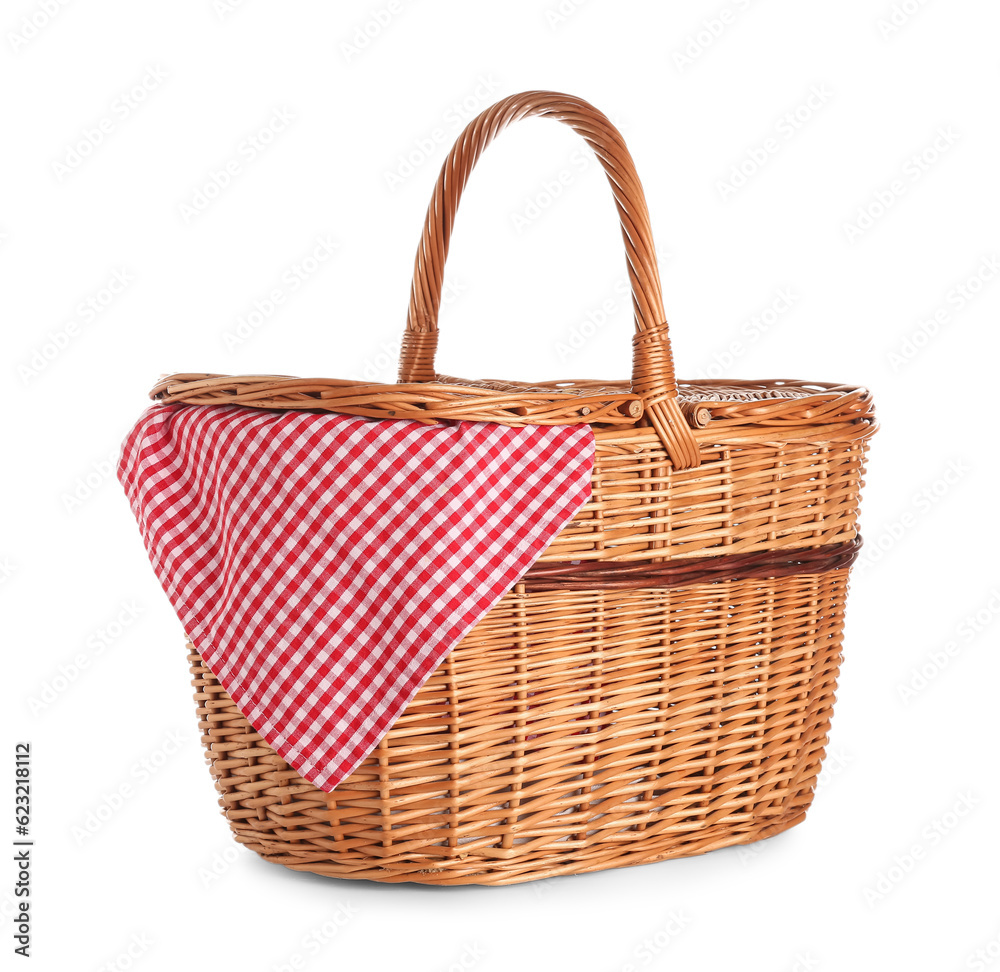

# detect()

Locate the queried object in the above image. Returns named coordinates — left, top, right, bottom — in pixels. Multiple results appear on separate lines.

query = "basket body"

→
left=159, top=91, right=877, bottom=885
left=187, top=399, right=871, bottom=885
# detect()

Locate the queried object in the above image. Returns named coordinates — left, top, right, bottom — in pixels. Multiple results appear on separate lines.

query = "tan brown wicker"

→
left=166, top=92, right=875, bottom=885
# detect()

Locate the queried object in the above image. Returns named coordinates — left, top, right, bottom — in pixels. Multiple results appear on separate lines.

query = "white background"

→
left=3, top=1, right=999, bottom=970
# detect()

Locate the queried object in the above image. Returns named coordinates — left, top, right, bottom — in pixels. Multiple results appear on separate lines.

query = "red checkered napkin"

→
left=118, top=403, right=594, bottom=791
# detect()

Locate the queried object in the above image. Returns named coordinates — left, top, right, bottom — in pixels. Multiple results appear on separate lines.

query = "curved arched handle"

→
left=398, top=90, right=699, bottom=469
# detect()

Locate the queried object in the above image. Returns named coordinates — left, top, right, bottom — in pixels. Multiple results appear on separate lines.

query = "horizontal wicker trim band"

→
left=519, top=537, right=862, bottom=592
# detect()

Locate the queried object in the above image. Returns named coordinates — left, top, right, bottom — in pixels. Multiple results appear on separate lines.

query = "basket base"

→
left=237, top=805, right=807, bottom=886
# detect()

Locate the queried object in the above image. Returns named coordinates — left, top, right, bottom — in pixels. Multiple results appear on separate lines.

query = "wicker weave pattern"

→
left=548, top=421, right=871, bottom=563
left=150, top=382, right=873, bottom=564
left=188, top=567, right=848, bottom=886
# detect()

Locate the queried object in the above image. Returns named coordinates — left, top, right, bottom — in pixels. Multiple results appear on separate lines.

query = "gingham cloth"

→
left=118, top=403, right=594, bottom=791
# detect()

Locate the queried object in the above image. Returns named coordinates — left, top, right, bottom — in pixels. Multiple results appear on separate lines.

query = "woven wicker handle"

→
left=398, top=90, right=699, bottom=469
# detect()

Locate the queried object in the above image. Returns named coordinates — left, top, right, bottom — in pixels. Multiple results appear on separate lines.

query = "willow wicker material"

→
left=155, top=377, right=873, bottom=565
left=166, top=91, right=876, bottom=885
left=522, top=538, right=861, bottom=591
left=188, top=565, right=850, bottom=885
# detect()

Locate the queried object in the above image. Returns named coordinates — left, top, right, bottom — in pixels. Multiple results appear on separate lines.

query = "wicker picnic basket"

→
left=159, top=91, right=875, bottom=885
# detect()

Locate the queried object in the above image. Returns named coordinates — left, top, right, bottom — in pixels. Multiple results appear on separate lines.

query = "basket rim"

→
left=149, top=372, right=875, bottom=433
